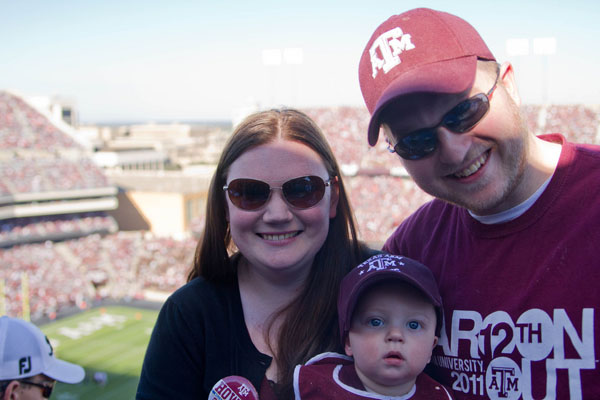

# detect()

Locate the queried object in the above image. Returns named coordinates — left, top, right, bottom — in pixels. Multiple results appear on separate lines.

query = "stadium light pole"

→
left=533, top=37, right=556, bottom=105
left=506, top=37, right=556, bottom=105
left=21, top=272, right=30, bottom=321
left=283, top=48, right=304, bottom=106
left=262, top=47, right=304, bottom=109
left=506, top=38, right=529, bottom=101
left=0, top=279, right=5, bottom=316
left=262, top=48, right=283, bottom=108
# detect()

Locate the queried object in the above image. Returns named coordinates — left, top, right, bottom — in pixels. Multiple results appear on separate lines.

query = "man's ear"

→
left=4, top=380, right=21, bottom=400
left=500, top=61, right=521, bottom=107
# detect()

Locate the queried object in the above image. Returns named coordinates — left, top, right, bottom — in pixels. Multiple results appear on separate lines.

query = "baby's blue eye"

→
left=368, top=318, right=384, bottom=327
left=407, top=321, right=421, bottom=330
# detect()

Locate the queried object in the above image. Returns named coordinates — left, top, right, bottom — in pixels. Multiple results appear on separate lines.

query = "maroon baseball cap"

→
left=358, top=8, right=495, bottom=146
left=338, top=254, right=443, bottom=341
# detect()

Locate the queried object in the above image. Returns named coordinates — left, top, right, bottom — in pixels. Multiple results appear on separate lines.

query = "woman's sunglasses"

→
left=386, top=63, right=500, bottom=160
left=223, top=175, right=335, bottom=211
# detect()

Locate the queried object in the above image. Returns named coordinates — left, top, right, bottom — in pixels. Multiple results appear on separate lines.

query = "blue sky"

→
left=1, top=0, right=599, bottom=123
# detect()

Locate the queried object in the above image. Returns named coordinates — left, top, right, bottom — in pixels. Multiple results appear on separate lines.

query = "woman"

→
left=136, top=109, right=374, bottom=399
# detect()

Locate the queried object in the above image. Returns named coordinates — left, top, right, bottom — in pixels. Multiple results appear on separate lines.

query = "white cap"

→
left=0, top=316, right=85, bottom=383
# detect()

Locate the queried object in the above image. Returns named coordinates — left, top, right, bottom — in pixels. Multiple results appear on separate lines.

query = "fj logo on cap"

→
left=19, top=356, right=31, bottom=375
left=369, top=27, right=415, bottom=79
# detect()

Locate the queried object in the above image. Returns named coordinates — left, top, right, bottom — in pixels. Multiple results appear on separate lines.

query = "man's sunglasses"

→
left=19, top=380, right=54, bottom=398
left=223, top=175, right=335, bottom=211
left=386, top=63, right=501, bottom=160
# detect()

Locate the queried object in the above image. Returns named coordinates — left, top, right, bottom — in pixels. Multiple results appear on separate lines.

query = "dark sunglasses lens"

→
left=20, top=382, right=53, bottom=398
left=282, top=176, right=326, bottom=208
left=396, top=130, right=437, bottom=160
left=227, top=179, right=271, bottom=210
left=443, top=94, right=489, bottom=133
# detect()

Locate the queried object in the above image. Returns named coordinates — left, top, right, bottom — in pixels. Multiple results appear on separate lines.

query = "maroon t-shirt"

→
left=384, top=135, right=600, bottom=399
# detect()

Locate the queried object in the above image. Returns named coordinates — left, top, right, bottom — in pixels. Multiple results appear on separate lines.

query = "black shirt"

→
left=136, top=276, right=271, bottom=399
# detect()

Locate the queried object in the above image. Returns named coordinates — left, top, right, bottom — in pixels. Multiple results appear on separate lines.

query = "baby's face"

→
left=345, top=282, right=438, bottom=396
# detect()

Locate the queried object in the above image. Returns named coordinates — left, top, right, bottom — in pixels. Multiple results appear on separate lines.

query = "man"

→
left=358, top=7, right=599, bottom=400
left=0, top=316, right=85, bottom=399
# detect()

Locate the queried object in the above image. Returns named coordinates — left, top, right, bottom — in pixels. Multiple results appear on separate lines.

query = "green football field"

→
left=39, top=305, right=159, bottom=400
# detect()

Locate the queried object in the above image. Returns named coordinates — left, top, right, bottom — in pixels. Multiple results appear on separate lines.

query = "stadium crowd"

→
left=305, top=107, right=393, bottom=171
left=0, top=91, right=109, bottom=196
left=1, top=232, right=196, bottom=320
left=1, top=157, right=109, bottom=195
left=1, top=96, right=599, bottom=322
left=544, top=104, right=600, bottom=143
left=0, top=212, right=118, bottom=247
left=346, top=176, right=432, bottom=245
left=0, top=92, right=79, bottom=150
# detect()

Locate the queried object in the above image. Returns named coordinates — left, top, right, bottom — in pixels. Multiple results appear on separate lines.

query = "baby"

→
left=294, top=253, right=453, bottom=399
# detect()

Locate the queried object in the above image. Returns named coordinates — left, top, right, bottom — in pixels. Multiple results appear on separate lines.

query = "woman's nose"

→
left=262, top=190, right=293, bottom=222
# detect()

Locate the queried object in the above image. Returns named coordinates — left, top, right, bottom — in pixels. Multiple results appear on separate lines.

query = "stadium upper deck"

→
left=0, top=91, right=118, bottom=247
left=0, top=91, right=113, bottom=194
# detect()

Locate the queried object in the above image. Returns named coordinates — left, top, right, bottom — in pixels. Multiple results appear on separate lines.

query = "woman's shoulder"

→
left=152, top=277, right=244, bottom=340
left=166, top=277, right=239, bottom=313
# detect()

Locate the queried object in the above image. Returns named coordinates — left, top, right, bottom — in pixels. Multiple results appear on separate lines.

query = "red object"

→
left=209, top=376, right=259, bottom=400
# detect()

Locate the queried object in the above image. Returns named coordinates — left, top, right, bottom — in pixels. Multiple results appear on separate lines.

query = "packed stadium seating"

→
left=1, top=232, right=196, bottom=319
left=0, top=213, right=118, bottom=247
left=1, top=91, right=120, bottom=319
left=0, top=91, right=109, bottom=196
left=544, top=104, right=600, bottom=143
left=346, top=176, right=432, bottom=245
left=305, top=107, right=394, bottom=170
left=0, top=92, right=78, bottom=150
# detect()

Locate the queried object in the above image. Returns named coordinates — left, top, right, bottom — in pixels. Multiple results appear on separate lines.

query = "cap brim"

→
left=44, top=358, right=85, bottom=384
left=367, top=56, right=478, bottom=146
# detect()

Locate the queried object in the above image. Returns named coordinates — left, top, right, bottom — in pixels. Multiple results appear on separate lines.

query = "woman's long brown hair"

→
left=188, top=109, right=364, bottom=399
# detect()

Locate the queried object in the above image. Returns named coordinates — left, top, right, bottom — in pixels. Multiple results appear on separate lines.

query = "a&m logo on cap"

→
left=358, top=254, right=405, bottom=275
left=369, top=27, right=415, bottom=79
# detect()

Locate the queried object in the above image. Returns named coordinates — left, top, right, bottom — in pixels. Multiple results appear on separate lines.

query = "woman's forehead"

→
left=226, top=140, right=328, bottom=181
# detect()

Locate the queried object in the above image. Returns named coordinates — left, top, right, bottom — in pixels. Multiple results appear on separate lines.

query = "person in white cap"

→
left=358, top=7, right=600, bottom=400
left=0, top=316, right=85, bottom=399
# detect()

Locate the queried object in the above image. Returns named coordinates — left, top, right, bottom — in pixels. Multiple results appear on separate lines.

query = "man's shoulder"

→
left=407, top=198, right=454, bottom=219
left=541, top=133, right=600, bottom=159
left=395, top=198, right=459, bottom=234
left=574, top=141, right=600, bottom=161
